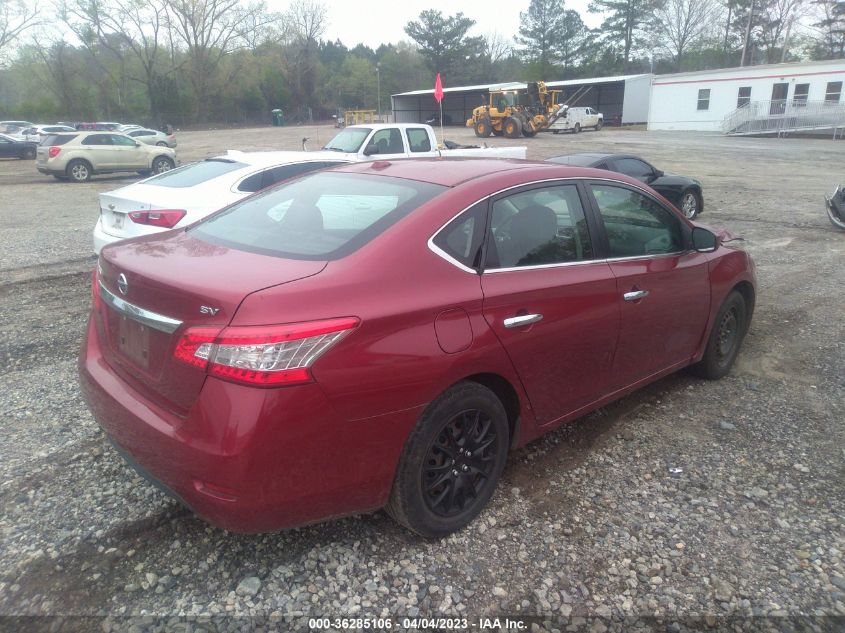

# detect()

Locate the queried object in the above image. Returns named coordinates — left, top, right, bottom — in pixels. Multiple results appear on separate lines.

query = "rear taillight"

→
left=173, top=317, right=359, bottom=387
left=48, top=146, right=61, bottom=158
left=128, top=209, right=187, bottom=229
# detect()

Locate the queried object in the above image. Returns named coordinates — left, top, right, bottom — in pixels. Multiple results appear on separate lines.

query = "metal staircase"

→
left=722, top=100, right=845, bottom=137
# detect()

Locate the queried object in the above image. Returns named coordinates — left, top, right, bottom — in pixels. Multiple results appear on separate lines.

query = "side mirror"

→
left=653, top=169, right=664, bottom=178
left=134, top=142, right=141, bottom=147
left=363, top=143, right=379, bottom=156
left=691, top=226, right=717, bottom=252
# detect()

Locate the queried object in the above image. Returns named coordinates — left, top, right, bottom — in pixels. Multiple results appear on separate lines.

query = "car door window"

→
left=82, top=134, right=112, bottom=145
left=111, top=134, right=137, bottom=146
left=432, top=202, right=486, bottom=269
left=486, top=185, right=593, bottom=269
left=613, top=158, right=654, bottom=182
left=370, top=128, right=404, bottom=154
left=406, top=128, right=431, bottom=152
left=590, top=184, right=685, bottom=257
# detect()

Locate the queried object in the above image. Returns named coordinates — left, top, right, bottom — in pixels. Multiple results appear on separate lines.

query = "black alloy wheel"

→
left=422, top=408, right=498, bottom=517
left=386, top=381, right=509, bottom=537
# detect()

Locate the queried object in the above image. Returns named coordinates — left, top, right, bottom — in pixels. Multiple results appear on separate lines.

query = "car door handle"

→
left=503, top=313, right=543, bottom=328
left=623, top=290, right=649, bottom=301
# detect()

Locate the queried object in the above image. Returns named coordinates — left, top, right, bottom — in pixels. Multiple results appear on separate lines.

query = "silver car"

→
left=125, top=128, right=177, bottom=148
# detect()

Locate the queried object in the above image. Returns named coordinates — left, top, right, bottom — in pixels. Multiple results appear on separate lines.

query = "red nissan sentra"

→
left=79, top=158, right=756, bottom=537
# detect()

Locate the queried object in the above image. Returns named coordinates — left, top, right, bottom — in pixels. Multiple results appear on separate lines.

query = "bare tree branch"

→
left=0, top=0, right=43, bottom=57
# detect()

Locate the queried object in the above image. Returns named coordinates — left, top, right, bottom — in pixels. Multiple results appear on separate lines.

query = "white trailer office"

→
left=648, top=60, right=845, bottom=132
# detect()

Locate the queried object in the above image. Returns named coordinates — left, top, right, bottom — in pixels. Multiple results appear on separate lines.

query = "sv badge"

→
left=200, top=306, right=220, bottom=316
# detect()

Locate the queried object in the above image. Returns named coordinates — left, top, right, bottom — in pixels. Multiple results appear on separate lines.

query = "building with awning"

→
left=390, top=74, right=653, bottom=126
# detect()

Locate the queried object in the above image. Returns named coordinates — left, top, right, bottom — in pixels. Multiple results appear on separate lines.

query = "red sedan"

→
left=79, top=158, right=756, bottom=537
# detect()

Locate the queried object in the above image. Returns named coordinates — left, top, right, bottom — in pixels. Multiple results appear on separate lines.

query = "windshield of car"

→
left=141, top=158, right=247, bottom=188
left=322, top=128, right=371, bottom=153
left=191, top=172, right=446, bottom=260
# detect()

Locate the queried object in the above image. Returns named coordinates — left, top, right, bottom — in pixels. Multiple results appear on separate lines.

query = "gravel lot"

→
left=0, top=124, right=843, bottom=632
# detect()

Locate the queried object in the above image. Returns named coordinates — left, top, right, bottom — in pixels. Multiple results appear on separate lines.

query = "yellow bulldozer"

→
left=466, top=81, right=565, bottom=138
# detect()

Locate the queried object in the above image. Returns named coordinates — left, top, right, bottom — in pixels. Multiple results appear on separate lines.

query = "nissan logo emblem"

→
left=117, top=273, right=129, bottom=296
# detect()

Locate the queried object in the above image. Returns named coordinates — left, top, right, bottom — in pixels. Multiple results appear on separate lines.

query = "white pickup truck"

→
left=321, top=123, right=527, bottom=159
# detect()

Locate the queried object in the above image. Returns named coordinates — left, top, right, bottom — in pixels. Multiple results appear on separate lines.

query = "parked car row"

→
left=76, top=122, right=755, bottom=537
left=0, top=133, right=38, bottom=159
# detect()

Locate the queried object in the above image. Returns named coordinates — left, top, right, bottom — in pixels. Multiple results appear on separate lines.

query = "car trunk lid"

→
left=99, top=187, right=220, bottom=240
left=95, top=231, right=327, bottom=415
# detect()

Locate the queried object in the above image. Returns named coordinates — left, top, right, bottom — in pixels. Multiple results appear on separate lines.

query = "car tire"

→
left=573, top=123, right=581, bottom=134
left=156, top=141, right=168, bottom=147
left=474, top=118, right=493, bottom=138
left=552, top=129, right=560, bottom=134
left=21, top=147, right=36, bottom=160
left=152, top=156, right=175, bottom=174
left=691, top=291, right=747, bottom=380
left=595, top=120, right=603, bottom=131
left=680, top=189, right=702, bottom=219
left=67, top=159, right=92, bottom=183
left=385, top=381, right=509, bottom=538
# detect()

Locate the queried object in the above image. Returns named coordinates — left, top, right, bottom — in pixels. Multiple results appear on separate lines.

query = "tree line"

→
left=0, top=0, right=842, bottom=127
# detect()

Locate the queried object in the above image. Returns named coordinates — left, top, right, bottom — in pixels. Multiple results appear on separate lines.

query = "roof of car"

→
left=331, top=157, right=607, bottom=188
left=547, top=153, right=652, bottom=167
left=215, top=150, right=355, bottom=167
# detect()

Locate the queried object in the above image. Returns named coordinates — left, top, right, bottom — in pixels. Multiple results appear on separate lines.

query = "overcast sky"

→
left=266, top=0, right=601, bottom=51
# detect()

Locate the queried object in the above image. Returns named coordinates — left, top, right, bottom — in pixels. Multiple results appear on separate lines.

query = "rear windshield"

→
left=142, top=158, right=247, bottom=188
left=191, top=172, right=445, bottom=260
left=42, top=134, right=77, bottom=146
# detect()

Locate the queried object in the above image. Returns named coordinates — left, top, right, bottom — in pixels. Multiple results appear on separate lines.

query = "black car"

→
left=546, top=153, right=703, bottom=219
left=0, top=133, right=38, bottom=160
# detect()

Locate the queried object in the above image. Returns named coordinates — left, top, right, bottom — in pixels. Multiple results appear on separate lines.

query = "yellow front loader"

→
left=466, top=82, right=564, bottom=139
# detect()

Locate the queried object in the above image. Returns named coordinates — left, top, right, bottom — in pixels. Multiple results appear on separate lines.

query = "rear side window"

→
left=191, top=172, right=445, bottom=260
left=406, top=128, right=432, bottom=152
left=432, top=202, right=486, bottom=269
left=42, top=134, right=77, bottom=146
left=143, top=159, right=247, bottom=188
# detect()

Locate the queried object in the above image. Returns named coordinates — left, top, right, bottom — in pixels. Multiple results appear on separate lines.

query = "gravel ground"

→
left=0, top=125, right=843, bottom=632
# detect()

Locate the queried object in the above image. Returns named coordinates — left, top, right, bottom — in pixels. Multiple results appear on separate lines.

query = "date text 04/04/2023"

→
left=308, top=617, right=528, bottom=630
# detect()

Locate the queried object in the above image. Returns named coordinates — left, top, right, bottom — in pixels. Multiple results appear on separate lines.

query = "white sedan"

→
left=92, top=151, right=353, bottom=254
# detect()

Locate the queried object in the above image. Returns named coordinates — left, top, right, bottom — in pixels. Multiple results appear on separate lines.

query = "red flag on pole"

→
left=434, top=73, right=444, bottom=103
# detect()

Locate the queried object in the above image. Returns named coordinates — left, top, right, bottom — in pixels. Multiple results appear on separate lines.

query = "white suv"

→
left=36, top=132, right=177, bottom=182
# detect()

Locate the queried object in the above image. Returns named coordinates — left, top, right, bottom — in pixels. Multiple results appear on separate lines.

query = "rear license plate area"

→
left=118, top=316, right=150, bottom=368
left=111, top=212, right=125, bottom=229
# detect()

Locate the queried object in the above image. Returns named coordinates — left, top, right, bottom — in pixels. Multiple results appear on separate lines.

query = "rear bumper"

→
left=37, top=165, right=64, bottom=176
left=78, top=315, right=417, bottom=532
left=93, top=218, right=120, bottom=255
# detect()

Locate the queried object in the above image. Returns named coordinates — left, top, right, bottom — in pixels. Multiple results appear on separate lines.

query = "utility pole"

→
left=376, top=63, right=381, bottom=122
left=740, top=0, right=755, bottom=67
left=781, top=15, right=795, bottom=62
